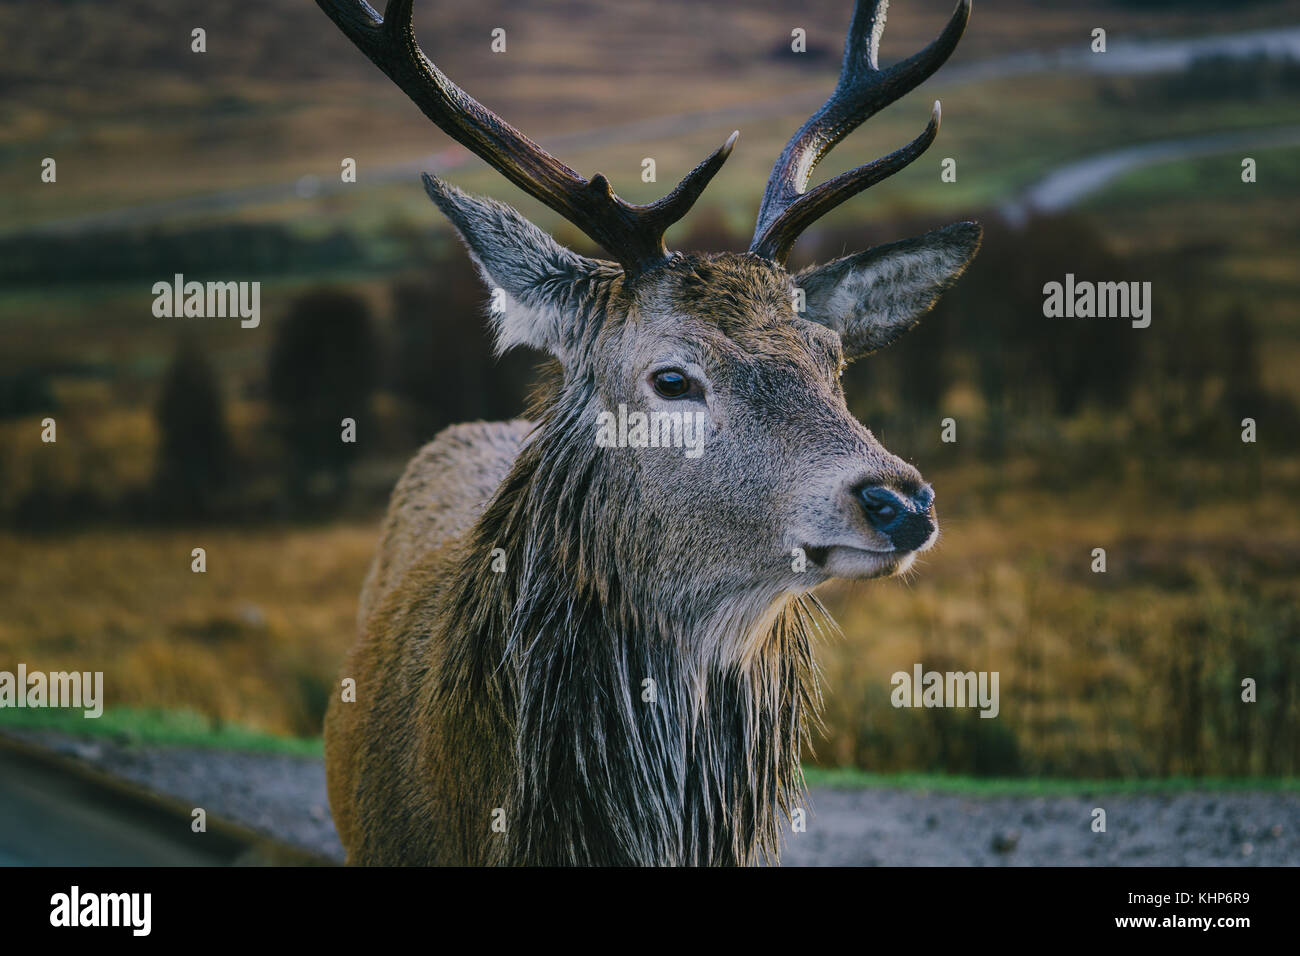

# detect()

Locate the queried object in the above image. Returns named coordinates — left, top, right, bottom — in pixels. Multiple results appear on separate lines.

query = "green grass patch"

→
left=4, top=706, right=1297, bottom=792
left=1081, top=143, right=1300, bottom=209
left=0, top=705, right=323, bottom=756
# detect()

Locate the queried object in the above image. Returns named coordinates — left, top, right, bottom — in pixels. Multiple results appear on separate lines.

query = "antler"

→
left=317, top=0, right=737, bottom=277
left=751, top=0, right=972, bottom=263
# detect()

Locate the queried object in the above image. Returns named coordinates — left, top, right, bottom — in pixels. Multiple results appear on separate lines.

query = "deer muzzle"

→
left=856, top=484, right=936, bottom=553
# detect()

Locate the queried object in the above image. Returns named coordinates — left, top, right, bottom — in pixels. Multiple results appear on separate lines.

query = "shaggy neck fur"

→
left=437, top=353, right=825, bottom=866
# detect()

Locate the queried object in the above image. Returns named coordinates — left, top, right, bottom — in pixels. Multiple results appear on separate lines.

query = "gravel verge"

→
left=6, top=729, right=1297, bottom=866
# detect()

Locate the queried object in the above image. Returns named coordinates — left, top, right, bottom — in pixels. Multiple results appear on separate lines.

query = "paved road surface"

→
left=0, top=742, right=241, bottom=865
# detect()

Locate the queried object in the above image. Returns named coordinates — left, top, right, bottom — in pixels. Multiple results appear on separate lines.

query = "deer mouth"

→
left=803, top=544, right=913, bottom=579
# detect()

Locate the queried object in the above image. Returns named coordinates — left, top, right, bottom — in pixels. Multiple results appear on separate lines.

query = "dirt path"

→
left=5, top=729, right=1297, bottom=866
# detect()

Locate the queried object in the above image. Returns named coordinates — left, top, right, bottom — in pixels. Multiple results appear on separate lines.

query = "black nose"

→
left=857, top=485, right=935, bottom=552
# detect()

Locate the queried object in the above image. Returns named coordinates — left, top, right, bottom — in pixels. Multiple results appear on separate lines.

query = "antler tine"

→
left=757, top=102, right=941, bottom=264
left=751, top=0, right=971, bottom=263
left=317, top=0, right=737, bottom=276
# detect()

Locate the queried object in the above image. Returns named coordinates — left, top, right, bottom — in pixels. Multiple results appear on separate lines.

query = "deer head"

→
left=320, top=0, right=978, bottom=632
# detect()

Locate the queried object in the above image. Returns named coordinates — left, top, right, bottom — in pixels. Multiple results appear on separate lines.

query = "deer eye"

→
left=651, top=368, right=692, bottom=399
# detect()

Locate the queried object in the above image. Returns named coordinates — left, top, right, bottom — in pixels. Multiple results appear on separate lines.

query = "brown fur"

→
left=326, top=235, right=976, bottom=865
left=327, top=420, right=531, bottom=864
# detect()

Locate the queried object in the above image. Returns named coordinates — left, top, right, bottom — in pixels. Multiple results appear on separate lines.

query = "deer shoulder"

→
left=360, top=418, right=533, bottom=626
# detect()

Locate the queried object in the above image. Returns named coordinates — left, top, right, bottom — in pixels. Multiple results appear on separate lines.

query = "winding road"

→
left=1002, top=123, right=1300, bottom=223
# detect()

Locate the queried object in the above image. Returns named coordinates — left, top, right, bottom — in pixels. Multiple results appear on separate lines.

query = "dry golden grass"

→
left=0, top=523, right=375, bottom=737
left=817, top=461, right=1300, bottom=776
left=0, top=407, right=154, bottom=516
left=3, top=454, right=1297, bottom=777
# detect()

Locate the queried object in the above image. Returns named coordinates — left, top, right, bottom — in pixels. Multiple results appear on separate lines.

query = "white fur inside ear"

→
left=828, top=248, right=958, bottom=331
left=798, top=222, right=981, bottom=356
left=489, top=284, right=566, bottom=356
left=422, top=175, right=605, bottom=362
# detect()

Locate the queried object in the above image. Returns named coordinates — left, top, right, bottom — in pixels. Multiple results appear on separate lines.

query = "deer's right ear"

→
left=796, top=221, right=981, bottom=360
left=422, top=175, right=604, bottom=360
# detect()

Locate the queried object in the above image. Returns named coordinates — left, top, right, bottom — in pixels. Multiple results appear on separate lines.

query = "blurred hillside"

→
left=6, top=0, right=1300, bottom=228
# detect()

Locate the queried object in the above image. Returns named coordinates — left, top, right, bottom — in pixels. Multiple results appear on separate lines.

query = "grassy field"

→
left=3, top=447, right=1296, bottom=776
left=816, top=462, right=1300, bottom=778
left=0, top=522, right=375, bottom=737
left=1081, top=144, right=1300, bottom=343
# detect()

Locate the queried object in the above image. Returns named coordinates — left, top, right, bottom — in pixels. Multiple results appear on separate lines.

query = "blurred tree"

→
left=268, top=287, right=379, bottom=504
left=891, top=306, right=955, bottom=416
left=1221, top=304, right=1267, bottom=422
left=924, top=214, right=1144, bottom=423
left=154, top=336, right=233, bottom=516
left=389, top=255, right=541, bottom=441
left=1169, top=52, right=1300, bottom=102
left=0, top=368, right=56, bottom=420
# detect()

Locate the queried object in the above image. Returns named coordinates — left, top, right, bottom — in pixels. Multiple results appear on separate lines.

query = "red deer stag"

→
left=320, top=0, right=979, bottom=866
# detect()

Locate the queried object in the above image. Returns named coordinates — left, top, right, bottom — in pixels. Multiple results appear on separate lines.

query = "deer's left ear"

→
left=796, top=221, right=982, bottom=359
left=422, top=174, right=607, bottom=362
